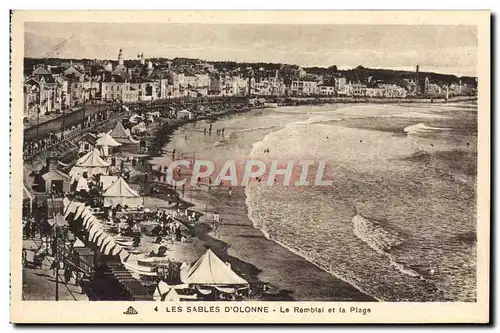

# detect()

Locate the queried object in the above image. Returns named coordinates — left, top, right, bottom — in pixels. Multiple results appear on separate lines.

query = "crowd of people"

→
left=23, top=108, right=114, bottom=160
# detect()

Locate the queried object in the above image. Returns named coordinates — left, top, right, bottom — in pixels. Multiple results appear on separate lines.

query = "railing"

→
left=23, top=111, right=124, bottom=161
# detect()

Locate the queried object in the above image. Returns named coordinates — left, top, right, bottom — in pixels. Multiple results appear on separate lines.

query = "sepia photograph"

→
left=10, top=10, right=490, bottom=323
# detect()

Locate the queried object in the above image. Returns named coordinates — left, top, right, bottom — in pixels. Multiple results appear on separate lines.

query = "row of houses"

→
left=24, top=50, right=477, bottom=119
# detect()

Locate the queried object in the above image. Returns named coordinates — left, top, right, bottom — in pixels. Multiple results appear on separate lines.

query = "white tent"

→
left=96, top=133, right=121, bottom=147
left=75, top=176, right=89, bottom=192
left=131, top=122, right=147, bottom=134
left=163, top=288, right=181, bottom=301
left=72, top=149, right=110, bottom=177
left=110, top=122, right=130, bottom=139
left=96, top=133, right=121, bottom=157
left=73, top=238, right=85, bottom=248
left=63, top=200, right=131, bottom=259
left=180, top=249, right=248, bottom=286
left=100, top=175, right=118, bottom=191
left=110, top=122, right=139, bottom=144
left=153, top=281, right=170, bottom=301
left=102, top=177, right=142, bottom=208
left=153, top=281, right=183, bottom=302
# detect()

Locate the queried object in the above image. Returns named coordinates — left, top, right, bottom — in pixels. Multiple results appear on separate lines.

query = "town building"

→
left=318, top=85, right=335, bottom=96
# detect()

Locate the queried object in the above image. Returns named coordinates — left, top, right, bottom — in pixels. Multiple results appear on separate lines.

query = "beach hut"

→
left=180, top=249, right=248, bottom=287
left=102, top=177, right=142, bottom=208
left=79, top=133, right=98, bottom=154
left=177, top=109, right=192, bottom=120
left=71, top=149, right=111, bottom=178
left=41, top=166, right=71, bottom=194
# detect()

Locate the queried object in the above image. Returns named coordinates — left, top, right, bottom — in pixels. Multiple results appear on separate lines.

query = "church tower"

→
left=118, top=49, right=124, bottom=66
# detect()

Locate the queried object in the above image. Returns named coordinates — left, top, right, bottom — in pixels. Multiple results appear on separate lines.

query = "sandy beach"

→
left=138, top=101, right=477, bottom=302
left=128, top=105, right=374, bottom=301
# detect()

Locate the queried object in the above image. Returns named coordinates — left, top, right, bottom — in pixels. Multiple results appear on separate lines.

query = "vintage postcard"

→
left=10, top=10, right=490, bottom=324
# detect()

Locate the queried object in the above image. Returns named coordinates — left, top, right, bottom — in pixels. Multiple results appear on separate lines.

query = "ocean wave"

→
left=230, top=125, right=278, bottom=135
left=352, top=214, right=421, bottom=278
left=244, top=186, right=384, bottom=301
left=403, top=123, right=452, bottom=135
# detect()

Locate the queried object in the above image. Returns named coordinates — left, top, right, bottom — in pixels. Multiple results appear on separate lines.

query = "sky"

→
left=24, top=22, right=478, bottom=77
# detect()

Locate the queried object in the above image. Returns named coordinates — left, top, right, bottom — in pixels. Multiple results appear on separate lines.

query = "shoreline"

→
left=142, top=105, right=375, bottom=301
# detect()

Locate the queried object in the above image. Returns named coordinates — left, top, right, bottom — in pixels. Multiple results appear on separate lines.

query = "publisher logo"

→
left=124, top=306, right=138, bottom=315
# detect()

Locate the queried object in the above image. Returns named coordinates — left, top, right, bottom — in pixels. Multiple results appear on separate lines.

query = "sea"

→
left=152, top=102, right=477, bottom=302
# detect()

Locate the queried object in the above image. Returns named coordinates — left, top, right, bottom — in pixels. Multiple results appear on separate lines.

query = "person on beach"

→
left=228, top=187, right=232, bottom=197
left=204, top=128, right=207, bottom=135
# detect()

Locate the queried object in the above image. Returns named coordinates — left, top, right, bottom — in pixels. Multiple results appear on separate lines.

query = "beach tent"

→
left=180, top=249, right=248, bottom=286
left=75, top=176, right=89, bottom=192
left=153, top=281, right=170, bottom=301
left=96, top=133, right=121, bottom=157
left=73, top=238, right=85, bottom=248
left=110, top=122, right=139, bottom=144
left=96, top=133, right=121, bottom=147
left=63, top=201, right=131, bottom=260
left=153, top=281, right=183, bottom=301
left=72, top=149, right=110, bottom=177
left=102, top=177, right=142, bottom=208
left=163, top=288, right=181, bottom=301
left=110, top=122, right=130, bottom=139
left=100, top=175, right=118, bottom=191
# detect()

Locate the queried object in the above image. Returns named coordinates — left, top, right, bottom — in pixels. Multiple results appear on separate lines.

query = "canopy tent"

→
left=180, top=249, right=248, bottom=286
left=110, top=122, right=130, bottom=138
left=63, top=200, right=131, bottom=261
left=72, top=149, right=110, bottom=177
left=75, top=176, right=89, bottom=192
left=95, top=132, right=122, bottom=157
left=73, top=238, right=85, bottom=248
left=153, top=281, right=183, bottom=301
left=163, top=288, right=181, bottom=301
left=96, top=133, right=121, bottom=147
left=109, top=122, right=139, bottom=144
left=100, top=175, right=118, bottom=191
left=102, top=177, right=142, bottom=208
